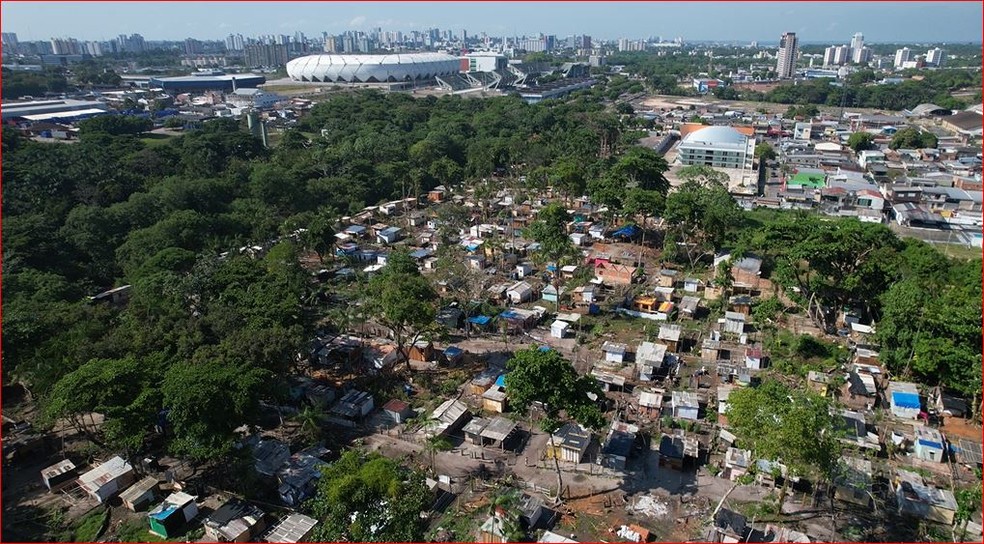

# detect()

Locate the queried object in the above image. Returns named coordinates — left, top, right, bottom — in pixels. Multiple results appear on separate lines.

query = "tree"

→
left=161, top=357, right=270, bottom=460
left=504, top=347, right=605, bottom=502
left=306, top=450, right=431, bottom=542
left=754, top=142, right=777, bottom=161
left=725, top=380, right=838, bottom=508
left=366, top=249, right=438, bottom=374
left=846, top=132, right=876, bottom=152
left=889, top=126, right=938, bottom=150
left=663, top=179, right=743, bottom=266
left=77, top=115, right=153, bottom=137
left=526, top=202, right=580, bottom=309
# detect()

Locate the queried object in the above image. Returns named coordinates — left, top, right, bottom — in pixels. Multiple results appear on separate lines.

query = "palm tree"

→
left=294, top=406, right=323, bottom=443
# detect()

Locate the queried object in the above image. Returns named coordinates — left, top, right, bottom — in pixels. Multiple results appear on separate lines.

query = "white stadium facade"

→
left=285, top=53, right=461, bottom=83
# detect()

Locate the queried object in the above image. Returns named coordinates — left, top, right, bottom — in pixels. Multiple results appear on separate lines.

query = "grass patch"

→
left=933, top=243, right=982, bottom=261
left=73, top=508, right=109, bottom=542
left=115, top=518, right=169, bottom=543
left=140, top=133, right=175, bottom=147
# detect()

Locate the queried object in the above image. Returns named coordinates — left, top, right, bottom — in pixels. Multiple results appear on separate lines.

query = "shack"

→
left=119, top=476, right=159, bottom=512
left=77, top=456, right=135, bottom=503
left=204, top=498, right=267, bottom=542
left=148, top=492, right=199, bottom=538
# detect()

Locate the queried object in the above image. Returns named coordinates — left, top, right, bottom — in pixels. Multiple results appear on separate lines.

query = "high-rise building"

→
left=117, top=33, right=145, bottom=53
left=894, top=47, right=911, bottom=68
left=833, top=45, right=851, bottom=65
left=244, top=43, right=288, bottom=68
left=854, top=46, right=872, bottom=64
left=776, top=32, right=798, bottom=79
left=1, top=32, right=18, bottom=53
left=926, top=47, right=945, bottom=67
left=185, top=38, right=203, bottom=55
left=823, top=46, right=837, bottom=67
left=84, top=41, right=104, bottom=56
left=849, top=32, right=864, bottom=61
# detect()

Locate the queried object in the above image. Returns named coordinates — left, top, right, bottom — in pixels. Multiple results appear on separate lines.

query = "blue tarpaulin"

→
left=495, top=375, right=507, bottom=387
left=539, top=346, right=552, bottom=352
left=612, top=225, right=639, bottom=238
left=468, top=315, right=492, bottom=325
left=444, top=346, right=463, bottom=358
left=500, top=310, right=521, bottom=320
left=918, top=439, right=943, bottom=449
left=892, top=392, right=921, bottom=409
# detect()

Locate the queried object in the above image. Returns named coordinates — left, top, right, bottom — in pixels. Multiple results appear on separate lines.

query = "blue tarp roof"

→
left=500, top=310, right=521, bottom=320
left=495, top=374, right=507, bottom=387
left=892, top=391, right=921, bottom=409
left=468, top=315, right=492, bottom=325
left=612, top=225, right=639, bottom=238
left=539, top=346, right=552, bottom=352
left=444, top=346, right=463, bottom=357
left=150, top=505, right=179, bottom=521
left=466, top=244, right=480, bottom=252
left=918, top=439, right=943, bottom=449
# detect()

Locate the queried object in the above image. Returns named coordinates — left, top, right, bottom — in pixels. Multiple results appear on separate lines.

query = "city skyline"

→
left=2, top=1, right=982, bottom=43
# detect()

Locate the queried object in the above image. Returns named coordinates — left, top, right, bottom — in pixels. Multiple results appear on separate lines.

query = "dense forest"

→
left=3, top=87, right=981, bottom=465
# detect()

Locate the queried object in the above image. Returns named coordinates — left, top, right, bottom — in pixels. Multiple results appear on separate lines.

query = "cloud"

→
left=218, top=22, right=230, bottom=29
left=349, top=15, right=366, bottom=27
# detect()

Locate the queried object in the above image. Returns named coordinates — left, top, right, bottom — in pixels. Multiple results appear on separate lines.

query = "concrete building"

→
left=676, top=126, right=755, bottom=170
left=894, top=47, right=912, bottom=69
left=926, top=47, right=945, bottom=67
left=776, top=32, right=798, bottom=79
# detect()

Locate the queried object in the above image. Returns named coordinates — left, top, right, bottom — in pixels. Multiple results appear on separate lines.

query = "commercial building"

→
left=1, top=99, right=110, bottom=121
left=676, top=125, right=755, bottom=170
left=776, top=32, right=798, bottom=79
left=286, top=53, right=460, bottom=83
left=149, top=72, right=266, bottom=93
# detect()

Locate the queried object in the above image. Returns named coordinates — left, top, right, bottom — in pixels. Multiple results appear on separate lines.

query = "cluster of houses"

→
left=39, top=454, right=321, bottom=542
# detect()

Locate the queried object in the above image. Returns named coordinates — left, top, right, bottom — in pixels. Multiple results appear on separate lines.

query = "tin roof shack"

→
left=709, top=508, right=749, bottom=543
left=539, top=530, right=578, bottom=543
left=744, top=346, right=766, bottom=370
left=277, top=446, right=329, bottom=507
left=482, top=383, right=509, bottom=413
left=835, top=410, right=881, bottom=451
left=889, top=381, right=922, bottom=419
left=518, top=493, right=550, bottom=531
left=204, top=498, right=267, bottom=542
left=148, top=492, right=199, bottom=538
left=330, top=390, right=375, bottom=421
left=41, top=459, right=78, bottom=491
left=717, top=385, right=734, bottom=426
left=382, top=398, right=414, bottom=423
left=637, top=389, right=664, bottom=418
left=722, top=312, right=746, bottom=336
left=242, top=435, right=290, bottom=476
left=679, top=295, right=700, bottom=319
left=601, top=341, right=628, bottom=364
left=952, top=438, right=983, bottom=468
left=832, top=457, right=874, bottom=508
left=599, top=420, right=640, bottom=471
left=119, top=476, right=159, bottom=512
left=913, top=425, right=946, bottom=463
left=657, top=269, right=679, bottom=288
left=895, top=469, right=958, bottom=525
left=636, top=341, right=668, bottom=381
left=594, top=262, right=637, bottom=286
left=672, top=391, right=701, bottom=421
left=506, top=281, right=535, bottom=304
left=77, top=455, right=136, bottom=503
left=545, top=422, right=592, bottom=464
left=714, top=253, right=762, bottom=293
left=658, top=429, right=700, bottom=471
left=591, top=367, right=627, bottom=392
left=427, top=398, right=472, bottom=437
left=264, top=513, right=319, bottom=543
left=658, top=324, right=683, bottom=352
left=724, top=447, right=753, bottom=481
left=463, top=416, right=518, bottom=449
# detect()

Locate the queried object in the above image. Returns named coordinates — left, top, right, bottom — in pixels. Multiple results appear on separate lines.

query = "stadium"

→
left=285, top=53, right=461, bottom=83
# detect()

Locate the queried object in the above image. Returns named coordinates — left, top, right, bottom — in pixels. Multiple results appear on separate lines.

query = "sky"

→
left=2, top=1, right=982, bottom=43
